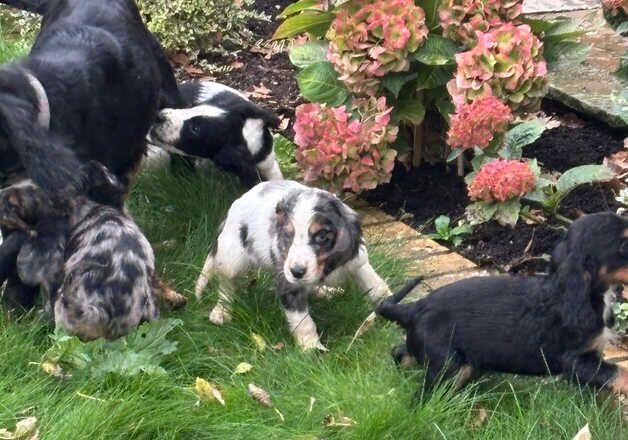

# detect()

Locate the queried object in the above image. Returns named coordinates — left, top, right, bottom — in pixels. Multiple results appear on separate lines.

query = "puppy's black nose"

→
left=290, top=265, right=307, bottom=279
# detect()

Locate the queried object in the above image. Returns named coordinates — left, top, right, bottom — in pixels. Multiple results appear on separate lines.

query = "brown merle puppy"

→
left=378, top=213, right=628, bottom=394
left=194, top=180, right=391, bottom=350
left=0, top=163, right=185, bottom=340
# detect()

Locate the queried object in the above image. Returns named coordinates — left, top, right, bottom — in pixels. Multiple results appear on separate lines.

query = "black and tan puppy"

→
left=378, top=212, right=628, bottom=394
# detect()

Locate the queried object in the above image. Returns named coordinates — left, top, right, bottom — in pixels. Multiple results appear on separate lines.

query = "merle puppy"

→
left=194, top=180, right=391, bottom=350
left=0, top=163, right=184, bottom=340
left=0, top=0, right=182, bottom=307
left=148, top=80, right=283, bottom=186
left=378, top=212, right=628, bottom=394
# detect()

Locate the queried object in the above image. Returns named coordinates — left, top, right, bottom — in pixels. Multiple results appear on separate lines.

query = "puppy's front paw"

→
left=209, top=304, right=231, bottom=325
left=162, top=287, right=187, bottom=309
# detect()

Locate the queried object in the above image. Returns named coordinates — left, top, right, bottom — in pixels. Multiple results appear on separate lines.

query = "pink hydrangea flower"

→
left=447, top=22, right=548, bottom=113
left=447, top=94, right=513, bottom=149
left=439, top=0, right=523, bottom=47
left=602, top=0, right=628, bottom=15
left=326, top=0, right=428, bottom=96
left=294, top=97, right=398, bottom=193
left=468, top=159, right=536, bottom=203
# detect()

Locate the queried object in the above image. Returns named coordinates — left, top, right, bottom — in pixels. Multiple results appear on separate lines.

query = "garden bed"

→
left=364, top=104, right=627, bottom=273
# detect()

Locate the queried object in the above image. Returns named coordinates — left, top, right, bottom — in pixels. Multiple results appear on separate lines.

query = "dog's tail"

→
left=195, top=252, right=215, bottom=299
left=376, top=277, right=423, bottom=328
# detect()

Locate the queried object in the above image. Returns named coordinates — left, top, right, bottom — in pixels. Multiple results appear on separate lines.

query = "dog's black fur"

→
left=378, top=213, right=628, bottom=394
left=0, top=0, right=182, bottom=307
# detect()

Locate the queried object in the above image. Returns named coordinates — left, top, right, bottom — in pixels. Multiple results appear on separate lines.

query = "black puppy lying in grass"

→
left=378, top=212, right=628, bottom=395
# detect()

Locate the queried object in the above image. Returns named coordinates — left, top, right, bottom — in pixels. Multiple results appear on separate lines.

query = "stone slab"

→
left=406, top=251, right=478, bottom=279
left=357, top=207, right=395, bottom=226
left=523, top=0, right=600, bottom=14
left=408, top=269, right=492, bottom=300
left=534, top=9, right=628, bottom=128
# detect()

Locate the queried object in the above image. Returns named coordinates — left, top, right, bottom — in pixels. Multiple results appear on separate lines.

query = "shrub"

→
left=136, top=0, right=267, bottom=55
left=439, top=0, right=523, bottom=47
left=277, top=0, right=587, bottom=227
left=468, top=159, right=536, bottom=203
left=447, top=94, right=513, bottom=150
left=447, top=22, right=548, bottom=113
left=326, top=0, right=428, bottom=96
left=294, top=96, right=398, bottom=192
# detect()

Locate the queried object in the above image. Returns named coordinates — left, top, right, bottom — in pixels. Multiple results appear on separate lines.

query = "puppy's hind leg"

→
left=195, top=252, right=215, bottom=299
left=564, top=352, right=625, bottom=393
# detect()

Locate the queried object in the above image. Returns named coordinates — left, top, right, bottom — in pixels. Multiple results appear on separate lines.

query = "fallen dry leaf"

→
left=469, top=405, right=489, bottom=430
left=248, top=383, right=273, bottom=407
left=271, top=342, right=285, bottom=351
left=323, top=414, right=357, bottom=428
left=184, top=65, right=206, bottom=77
left=0, top=417, right=39, bottom=440
left=230, top=61, right=245, bottom=70
left=251, top=333, right=267, bottom=352
left=195, top=378, right=225, bottom=406
left=234, top=362, right=253, bottom=375
left=604, top=150, right=628, bottom=180
left=278, top=117, right=290, bottom=131
left=247, top=83, right=272, bottom=100
left=572, top=424, right=591, bottom=440
left=40, top=361, right=66, bottom=378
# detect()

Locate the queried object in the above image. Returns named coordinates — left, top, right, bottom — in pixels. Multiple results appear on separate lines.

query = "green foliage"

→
left=42, top=319, right=183, bottom=378
left=613, top=302, right=628, bottom=335
left=288, top=41, right=329, bottom=69
left=136, top=0, right=268, bottom=55
left=425, top=215, right=472, bottom=246
left=523, top=17, right=590, bottom=68
left=296, top=61, right=350, bottom=106
left=525, top=165, right=615, bottom=215
left=273, top=133, right=300, bottom=180
left=274, top=6, right=334, bottom=39
left=499, top=120, right=547, bottom=160
left=413, top=35, right=459, bottom=66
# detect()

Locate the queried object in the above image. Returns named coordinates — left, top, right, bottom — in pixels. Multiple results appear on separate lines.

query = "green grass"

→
left=0, top=32, right=625, bottom=440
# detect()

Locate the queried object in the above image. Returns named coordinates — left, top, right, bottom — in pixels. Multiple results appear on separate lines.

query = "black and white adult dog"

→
left=0, top=0, right=182, bottom=307
left=194, top=180, right=390, bottom=350
left=148, top=80, right=283, bottom=186
left=378, top=213, right=628, bottom=395
left=0, top=163, right=183, bottom=340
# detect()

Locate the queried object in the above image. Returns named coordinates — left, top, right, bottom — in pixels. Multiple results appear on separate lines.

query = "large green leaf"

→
left=421, top=0, right=442, bottom=30
left=42, top=319, right=183, bottom=378
left=434, top=215, right=452, bottom=237
left=382, top=72, right=417, bottom=98
left=499, top=120, right=546, bottom=160
left=289, top=41, right=329, bottom=69
left=296, top=61, right=349, bottom=106
left=414, top=35, right=459, bottom=66
left=466, top=201, right=498, bottom=225
left=494, top=199, right=522, bottom=228
left=279, top=0, right=321, bottom=18
left=555, top=165, right=615, bottom=196
left=393, top=94, right=426, bottom=125
left=617, top=21, right=628, bottom=36
left=273, top=11, right=334, bottom=39
left=415, top=65, right=455, bottom=90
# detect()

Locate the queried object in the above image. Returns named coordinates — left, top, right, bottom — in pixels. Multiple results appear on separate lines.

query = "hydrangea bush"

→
left=276, top=0, right=595, bottom=227
left=294, top=97, right=398, bottom=192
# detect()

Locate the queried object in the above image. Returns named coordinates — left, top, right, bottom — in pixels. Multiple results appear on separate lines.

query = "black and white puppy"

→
left=378, top=212, right=628, bottom=395
left=194, top=180, right=390, bottom=350
left=148, top=80, right=283, bottom=186
left=0, top=163, right=185, bottom=340
left=0, top=0, right=183, bottom=307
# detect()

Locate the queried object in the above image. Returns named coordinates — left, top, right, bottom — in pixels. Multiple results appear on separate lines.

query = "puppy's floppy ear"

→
left=322, top=197, right=362, bottom=271
left=0, top=102, right=85, bottom=197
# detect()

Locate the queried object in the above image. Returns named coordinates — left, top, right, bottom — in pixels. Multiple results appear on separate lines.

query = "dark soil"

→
left=213, top=0, right=301, bottom=134
left=364, top=111, right=627, bottom=273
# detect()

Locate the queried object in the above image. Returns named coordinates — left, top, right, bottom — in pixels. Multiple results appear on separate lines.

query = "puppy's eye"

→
left=313, top=230, right=335, bottom=246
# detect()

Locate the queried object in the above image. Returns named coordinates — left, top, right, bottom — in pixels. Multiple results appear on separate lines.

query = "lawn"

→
left=0, top=33, right=625, bottom=440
